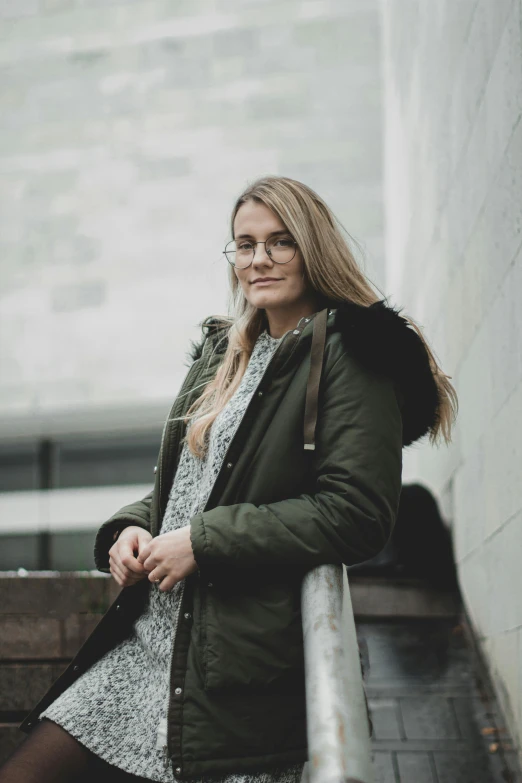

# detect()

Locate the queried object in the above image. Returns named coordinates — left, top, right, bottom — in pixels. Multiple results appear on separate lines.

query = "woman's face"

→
left=232, top=200, right=318, bottom=316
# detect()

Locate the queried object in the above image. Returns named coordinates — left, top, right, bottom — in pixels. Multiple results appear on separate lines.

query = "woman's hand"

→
left=108, top=525, right=153, bottom=587
left=137, top=527, right=198, bottom=592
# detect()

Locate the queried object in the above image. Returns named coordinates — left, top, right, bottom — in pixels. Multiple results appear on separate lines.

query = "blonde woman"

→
left=3, top=176, right=457, bottom=782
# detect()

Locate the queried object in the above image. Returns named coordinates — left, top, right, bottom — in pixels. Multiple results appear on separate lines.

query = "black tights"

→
left=0, top=719, right=151, bottom=783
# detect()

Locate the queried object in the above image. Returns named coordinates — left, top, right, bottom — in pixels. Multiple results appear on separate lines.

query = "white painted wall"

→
left=382, top=0, right=522, bottom=760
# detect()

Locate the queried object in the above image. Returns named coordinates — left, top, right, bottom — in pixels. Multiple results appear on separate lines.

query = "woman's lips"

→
left=251, top=279, right=282, bottom=286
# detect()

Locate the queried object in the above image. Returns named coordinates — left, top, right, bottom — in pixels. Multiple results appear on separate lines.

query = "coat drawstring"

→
left=303, top=307, right=329, bottom=450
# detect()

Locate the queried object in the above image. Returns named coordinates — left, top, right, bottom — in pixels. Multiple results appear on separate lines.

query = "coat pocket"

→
left=195, top=576, right=304, bottom=690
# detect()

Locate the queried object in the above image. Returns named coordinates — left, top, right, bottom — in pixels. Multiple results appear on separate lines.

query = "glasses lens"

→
left=224, top=240, right=253, bottom=268
left=266, top=235, right=296, bottom=264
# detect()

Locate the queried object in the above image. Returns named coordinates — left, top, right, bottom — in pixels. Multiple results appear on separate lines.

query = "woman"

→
left=1, top=176, right=457, bottom=782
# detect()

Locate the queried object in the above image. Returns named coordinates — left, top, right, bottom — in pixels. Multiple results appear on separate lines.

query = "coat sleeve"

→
left=93, top=490, right=153, bottom=573
left=189, top=351, right=403, bottom=568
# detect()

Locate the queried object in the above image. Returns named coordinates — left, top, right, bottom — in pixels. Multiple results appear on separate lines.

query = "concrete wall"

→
left=0, top=0, right=385, bottom=441
left=382, top=0, right=522, bottom=760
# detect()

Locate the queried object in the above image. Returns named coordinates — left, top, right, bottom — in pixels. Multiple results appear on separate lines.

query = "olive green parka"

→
left=21, top=300, right=440, bottom=779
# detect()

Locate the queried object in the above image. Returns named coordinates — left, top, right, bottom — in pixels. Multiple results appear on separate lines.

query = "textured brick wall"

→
left=0, top=0, right=385, bottom=435
left=381, top=0, right=522, bottom=761
left=0, top=573, right=119, bottom=762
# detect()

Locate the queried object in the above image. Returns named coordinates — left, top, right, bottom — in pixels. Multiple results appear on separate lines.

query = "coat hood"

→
left=332, top=299, right=440, bottom=447
left=189, top=298, right=441, bottom=449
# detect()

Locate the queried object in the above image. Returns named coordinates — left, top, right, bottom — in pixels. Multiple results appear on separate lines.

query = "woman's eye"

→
left=238, top=242, right=253, bottom=251
left=275, top=238, right=293, bottom=247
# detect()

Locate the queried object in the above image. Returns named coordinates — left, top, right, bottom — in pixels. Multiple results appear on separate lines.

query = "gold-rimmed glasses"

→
left=223, top=235, right=298, bottom=269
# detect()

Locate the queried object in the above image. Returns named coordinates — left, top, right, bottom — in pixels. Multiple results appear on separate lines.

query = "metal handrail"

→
left=301, top=564, right=374, bottom=783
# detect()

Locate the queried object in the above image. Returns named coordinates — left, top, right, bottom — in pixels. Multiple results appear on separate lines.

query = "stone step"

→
left=0, top=572, right=119, bottom=616
left=0, top=611, right=110, bottom=660
left=350, top=576, right=461, bottom=619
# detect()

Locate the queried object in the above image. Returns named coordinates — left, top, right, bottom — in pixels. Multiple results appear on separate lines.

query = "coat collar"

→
left=189, top=298, right=441, bottom=449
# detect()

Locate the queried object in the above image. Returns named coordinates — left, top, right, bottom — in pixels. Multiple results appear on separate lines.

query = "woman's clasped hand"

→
left=108, top=525, right=198, bottom=591
left=137, top=527, right=199, bottom=591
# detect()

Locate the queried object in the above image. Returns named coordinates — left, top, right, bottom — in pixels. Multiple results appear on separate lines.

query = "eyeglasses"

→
left=223, top=235, right=298, bottom=269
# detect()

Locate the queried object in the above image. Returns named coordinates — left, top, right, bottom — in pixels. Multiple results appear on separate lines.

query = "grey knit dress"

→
left=40, top=330, right=306, bottom=783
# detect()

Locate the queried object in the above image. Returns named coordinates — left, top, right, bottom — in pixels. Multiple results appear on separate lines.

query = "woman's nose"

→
left=252, top=243, right=273, bottom=265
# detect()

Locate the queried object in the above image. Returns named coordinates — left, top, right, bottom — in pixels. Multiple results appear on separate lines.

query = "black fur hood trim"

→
left=333, top=299, right=440, bottom=447
left=187, top=300, right=441, bottom=447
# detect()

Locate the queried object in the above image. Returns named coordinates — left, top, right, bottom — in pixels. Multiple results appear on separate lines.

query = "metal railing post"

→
left=301, top=564, right=374, bottom=783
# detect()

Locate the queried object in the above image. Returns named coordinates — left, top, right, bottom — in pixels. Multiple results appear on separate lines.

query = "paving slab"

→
left=361, top=618, right=521, bottom=783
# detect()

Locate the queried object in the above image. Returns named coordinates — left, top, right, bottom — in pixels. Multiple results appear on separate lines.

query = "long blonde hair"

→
left=185, top=176, right=457, bottom=457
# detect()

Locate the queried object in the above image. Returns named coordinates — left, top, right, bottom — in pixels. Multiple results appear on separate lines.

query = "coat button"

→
left=226, top=462, right=233, bottom=469
left=175, top=767, right=181, bottom=775
left=258, top=391, right=263, bottom=397
left=73, top=665, right=80, bottom=672
left=174, top=687, right=182, bottom=695
left=153, top=465, right=158, bottom=474
left=115, top=604, right=121, bottom=611
left=207, top=582, right=213, bottom=588
left=293, top=329, right=300, bottom=335
left=184, top=612, right=191, bottom=620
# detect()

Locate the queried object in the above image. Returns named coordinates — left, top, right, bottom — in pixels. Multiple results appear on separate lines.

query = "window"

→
left=0, top=431, right=162, bottom=492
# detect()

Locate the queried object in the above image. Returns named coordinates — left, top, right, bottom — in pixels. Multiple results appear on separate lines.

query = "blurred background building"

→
left=3, top=0, right=522, bottom=770
left=0, top=0, right=384, bottom=569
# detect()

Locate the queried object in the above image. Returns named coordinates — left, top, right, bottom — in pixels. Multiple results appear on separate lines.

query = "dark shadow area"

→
left=350, top=482, right=459, bottom=591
